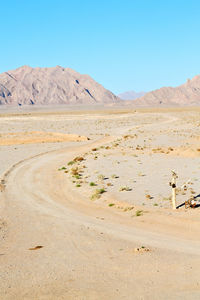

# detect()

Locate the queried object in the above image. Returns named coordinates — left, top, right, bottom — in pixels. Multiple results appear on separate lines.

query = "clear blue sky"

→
left=1, top=0, right=200, bottom=94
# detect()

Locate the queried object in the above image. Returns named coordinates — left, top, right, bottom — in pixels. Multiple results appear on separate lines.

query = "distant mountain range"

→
left=1, top=66, right=200, bottom=106
left=0, top=66, right=120, bottom=105
left=118, top=90, right=146, bottom=100
left=134, top=76, right=200, bottom=106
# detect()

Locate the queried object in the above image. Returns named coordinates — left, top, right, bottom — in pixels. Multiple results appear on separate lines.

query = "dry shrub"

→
left=71, top=167, right=79, bottom=176
left=29, top=246, right=43, bottom=250
left=74, top=156, right=85, bottom=162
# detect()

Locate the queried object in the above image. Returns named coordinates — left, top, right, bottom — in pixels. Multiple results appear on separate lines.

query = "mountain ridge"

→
left=134, top=75, right=200, bottom=106
left=118, top=90, right=146, bottom=100
left=0, top=65, right=120, bottom=105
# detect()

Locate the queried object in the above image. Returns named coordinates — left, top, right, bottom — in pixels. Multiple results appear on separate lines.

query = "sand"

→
left=0, top=131, right=88, bottom=146
left=1, top=107, right=200, bottom=299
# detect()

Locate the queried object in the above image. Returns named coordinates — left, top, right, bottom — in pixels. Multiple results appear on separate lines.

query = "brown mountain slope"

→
left=0, top=65, right=120, bottom=105
left=134, top=75, right=200, bottom=106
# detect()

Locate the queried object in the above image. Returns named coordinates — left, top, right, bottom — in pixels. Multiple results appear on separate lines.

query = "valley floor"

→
left=0, top=107, right=200, bottom=299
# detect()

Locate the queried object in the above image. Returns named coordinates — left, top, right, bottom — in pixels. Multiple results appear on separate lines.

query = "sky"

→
left=1, top=0, right=200, bottom=94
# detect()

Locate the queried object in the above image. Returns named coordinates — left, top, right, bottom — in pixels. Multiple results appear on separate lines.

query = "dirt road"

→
left=1, top=113, right=200, bottom=299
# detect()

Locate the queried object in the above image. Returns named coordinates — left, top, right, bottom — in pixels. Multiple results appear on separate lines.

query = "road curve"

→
left=1, top=116, right=200, bottom=299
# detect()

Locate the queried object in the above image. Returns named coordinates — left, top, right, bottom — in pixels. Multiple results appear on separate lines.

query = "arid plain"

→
left=1, top=107, right=200, bottom=299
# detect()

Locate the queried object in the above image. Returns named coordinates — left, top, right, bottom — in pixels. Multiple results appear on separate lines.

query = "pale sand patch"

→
left=0, top=131, right=89, bottom=145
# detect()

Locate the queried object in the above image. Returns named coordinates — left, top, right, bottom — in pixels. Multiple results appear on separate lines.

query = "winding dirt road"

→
left=1, top=115, right=200, bottom=299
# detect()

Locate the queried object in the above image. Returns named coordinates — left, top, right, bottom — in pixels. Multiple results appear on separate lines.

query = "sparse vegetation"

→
left=71, top=167, right=79, bottom=176
left=135, top=210, right=143, bottom=216
left=119, top=186, right=132, bottom=192
left=123, top=206, right=134, bottom=212
left=90, top=182, right=97, bottom=186
left=68, top=161, right=76, bottom=166
left=134, top=246, right=150, bottom=252
left=91, top=188, right=106, bottom=200
left=74, top=156, right=84, bottom=162
left=98, top=188, right=106, bottom=194
left=111, top=174, right=119, bottom=179
left=97, top=174, right=105, bottom=181
left=54, top=112, right=200, bottom=212
left=58, top=166, right=67, bottom=171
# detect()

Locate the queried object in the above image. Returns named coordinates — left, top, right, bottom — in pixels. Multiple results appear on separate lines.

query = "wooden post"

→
left=170, top=171, right=177, bottom=210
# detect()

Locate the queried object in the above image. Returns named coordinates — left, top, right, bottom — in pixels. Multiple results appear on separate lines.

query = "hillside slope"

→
left=0, top=66, right=120, bottom=105
left=135, top=76, right=200, bottom=106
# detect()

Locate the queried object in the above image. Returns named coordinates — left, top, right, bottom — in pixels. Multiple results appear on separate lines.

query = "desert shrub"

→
left=135, top=210, right=143, bottom=216
left=74, top=156, right=85, bottom=162
left=68, top=161, right=76, bottom=166
left=71, top=167, right=79, bottom=176
left=111, top=174, right=119, bottom=179
left=97, top=174, right=105, bottom=181
left=58, top=166, right=66, bottom=171
left=119, top=186, right=132, bottom=192
left=90, top=188, right=106, bottom=200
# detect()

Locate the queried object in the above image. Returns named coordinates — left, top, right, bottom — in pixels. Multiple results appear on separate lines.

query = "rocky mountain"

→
left=134, top=75, right=200, bottom=106
left=118, top=90, right=146, bottom=100
left=0, top=66, right=120, bottom=105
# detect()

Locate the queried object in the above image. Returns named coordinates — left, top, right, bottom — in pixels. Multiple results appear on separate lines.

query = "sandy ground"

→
left=1, top=107, right=200, bottom=299
left=0, top=131, right=89, bottom=146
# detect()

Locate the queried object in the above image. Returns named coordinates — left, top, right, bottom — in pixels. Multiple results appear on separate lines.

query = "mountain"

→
left=134, top=75, right=200, bottom=106
left=118, top=90, right=146, bottom=100
left=0, top=66, right=120, bottom=105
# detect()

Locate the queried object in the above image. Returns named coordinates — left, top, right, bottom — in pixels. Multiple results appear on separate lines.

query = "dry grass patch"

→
left=91, top=188, right=106, bottom=200
left=134, top=246, right=150, bottom=253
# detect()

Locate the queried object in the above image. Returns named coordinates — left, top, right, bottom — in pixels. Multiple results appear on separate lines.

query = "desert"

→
left=1, top=1, right=200, bottom=298
left=1, top=106, right=200, bottom=299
